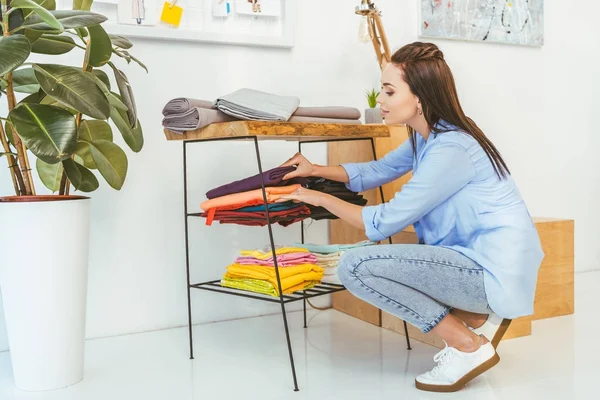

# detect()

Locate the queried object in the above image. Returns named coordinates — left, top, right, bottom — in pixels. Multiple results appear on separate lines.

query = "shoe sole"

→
left=491, top=319, right=512, bottom=349
left=415, top=352, right=500, bottom=393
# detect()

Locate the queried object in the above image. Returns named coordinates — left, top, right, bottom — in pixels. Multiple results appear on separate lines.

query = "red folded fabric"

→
left=201, top=204, right=310, bottom=227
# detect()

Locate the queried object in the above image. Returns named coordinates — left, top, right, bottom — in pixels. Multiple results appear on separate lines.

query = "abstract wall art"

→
left=420, top=0, right=544, bottom=47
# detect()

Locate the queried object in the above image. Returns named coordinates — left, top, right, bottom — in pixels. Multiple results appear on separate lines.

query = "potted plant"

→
left=364, top=88, right=382, bottom=124
left=0, top=0, right=146, bottom=391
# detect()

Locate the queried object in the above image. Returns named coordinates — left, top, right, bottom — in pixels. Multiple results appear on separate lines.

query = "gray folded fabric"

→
left=162, top=107, right=237, bottom=132
left=293, top=106, right=361, bottom=120
left=163, top=96, right=362, bottom=120
left=214, top=88, right=300, bottom=121
left=288, top=116, right=361, bottom=125
left=162, top=98, right=215, bottom=116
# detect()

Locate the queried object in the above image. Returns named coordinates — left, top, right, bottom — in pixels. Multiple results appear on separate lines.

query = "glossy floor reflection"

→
left=1, top=270, right=597, bottom=400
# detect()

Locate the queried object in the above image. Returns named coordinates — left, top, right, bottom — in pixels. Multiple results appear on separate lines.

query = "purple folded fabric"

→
left=293, top=106, right=361, bottom=120
left=206, top=166, right=309, bottom=199
left=288, top=116, right=362, bottom=125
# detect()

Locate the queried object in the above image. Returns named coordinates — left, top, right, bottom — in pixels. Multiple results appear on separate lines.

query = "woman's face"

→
left=377, top=63, right=420, bottom=125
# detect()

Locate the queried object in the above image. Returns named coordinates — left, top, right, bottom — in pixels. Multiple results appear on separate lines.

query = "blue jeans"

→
left=338, top=244, right=490, bottom=333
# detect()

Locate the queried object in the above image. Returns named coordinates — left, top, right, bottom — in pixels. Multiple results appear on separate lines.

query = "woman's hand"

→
left=280, top=152, right=315, bottom=180
left=278, top=187, right=327, bottom=207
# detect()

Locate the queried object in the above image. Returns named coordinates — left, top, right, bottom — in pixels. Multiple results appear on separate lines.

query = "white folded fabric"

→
left=214, top=88, right=300, bottom=121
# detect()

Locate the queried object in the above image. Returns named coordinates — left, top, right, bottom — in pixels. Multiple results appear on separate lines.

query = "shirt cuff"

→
left=340, top=163, right=363, bottom=192
left=361, top=205, right=386, bottom=242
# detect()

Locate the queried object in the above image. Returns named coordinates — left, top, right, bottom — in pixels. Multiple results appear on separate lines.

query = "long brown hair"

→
left=391, top=42, right=510, bottom=179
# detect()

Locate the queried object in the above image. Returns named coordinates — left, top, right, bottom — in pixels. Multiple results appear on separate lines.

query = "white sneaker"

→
left=471, top=313, right=512, bottom=349
left=415, top=338, right=500, bottom=392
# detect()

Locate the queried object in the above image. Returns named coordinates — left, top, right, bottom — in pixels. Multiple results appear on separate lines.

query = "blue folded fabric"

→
left=237, top=201, right=299, bottom=212
left=292, top=240, right=376, bottom=254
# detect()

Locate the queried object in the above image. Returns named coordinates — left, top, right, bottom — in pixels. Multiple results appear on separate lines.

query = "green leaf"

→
left=24, top=29, right=44, bottom=43
left=33, top=63, right=110, bottom=119
left=73, top=0, right=93, bottom=11
left=92, top=69, right=110, bottom=90
left=39, top=94, right=78, bottom=114
left=3, top=121, right=16, bottom=147
left=36, top=0, right=56, bottom=9
left=63, top=158, right=98, bottom=192
left=31, top=34, right=76, bottom=55
left=86, top=24, right=111, bottom=67
left=10, top=0, right=63, bottom=33
left=112, top=49, right=148, bottom=73
left=110, top=106, right=143, bottom=152
left=20, top=10, right=107, bottom=32
left=108, top=92, right=128, bottom=111
left=36, top=157, right=63, bottom=192
left=20, top=90, right=45, bottom=104
left=89, top=139, right=127, bottom=190
left=127, top=52, right=147, bottom=73
left=109, top=34, right=132, bottom=49
left=0, top=8, right=25, bottom=35
left=78, top=119, right=112, bottom=142
left=89, top=73, right=127, bottom=111
left=76, top=27, right=88, bottom=38
left=112, top=67, right=136, bottom=128
left=74, top=141, right=95, bottom=169
left=12, top=68, right=40, bottom=94
left=22, top=0, right=57, bottom=19
left=0, top=36, right=31, bottom=76
left=8, top=103, right=77, bottom=164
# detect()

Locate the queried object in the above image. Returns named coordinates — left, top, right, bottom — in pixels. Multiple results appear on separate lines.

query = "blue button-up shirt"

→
left=341, top=124, right=544, bottom=319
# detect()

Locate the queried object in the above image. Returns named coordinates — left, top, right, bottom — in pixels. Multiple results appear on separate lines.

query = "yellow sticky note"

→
left=161, top=2, right=183, bottom=27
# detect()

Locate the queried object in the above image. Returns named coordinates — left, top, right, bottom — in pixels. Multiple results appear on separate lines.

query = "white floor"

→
left=0, top=271, right=598, bottom=400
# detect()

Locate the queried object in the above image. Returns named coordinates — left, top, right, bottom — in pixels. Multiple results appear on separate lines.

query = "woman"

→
left=278, top=42, right=544, bottom=393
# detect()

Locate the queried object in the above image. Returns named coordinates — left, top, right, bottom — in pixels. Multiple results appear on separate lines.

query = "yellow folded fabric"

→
left=221, top=276, right=318, bottom=297
left=225, top=263, right=324, bottom=295
left=239, top=246, right=309, bottom=260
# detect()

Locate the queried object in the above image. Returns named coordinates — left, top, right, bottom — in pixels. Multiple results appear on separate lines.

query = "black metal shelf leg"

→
left=183, top=142, right=195, bottom=359
left=253, top=137, right=299, bottom=392
left=299, top=142, right=308, bottom=329
left=370, top=138, right=412, bottom=351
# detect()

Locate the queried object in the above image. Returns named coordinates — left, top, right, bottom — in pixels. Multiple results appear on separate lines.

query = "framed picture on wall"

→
left=419, top=0, right=544, bottom=47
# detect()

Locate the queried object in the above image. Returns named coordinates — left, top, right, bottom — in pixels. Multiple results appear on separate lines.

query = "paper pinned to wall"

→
left=235, top=0, right=281, bottom=17
left=117, top=0, right=161, bottom=26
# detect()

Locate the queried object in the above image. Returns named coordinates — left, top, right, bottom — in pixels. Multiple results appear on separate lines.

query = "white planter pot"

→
left=365, top=107, right=383, bottom=124
left=0, top=196, right=91, bottom=391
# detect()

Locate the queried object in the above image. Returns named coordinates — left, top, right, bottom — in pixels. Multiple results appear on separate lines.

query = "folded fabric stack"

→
left=292, top=240, right=376, bottom=284
left=161, top=88, right=362, bottom=133
left=200, top=166, right=367, bottom=227
left=221, top=246, right=324, bottom=296
left=200, top=166, right=311, bottom=227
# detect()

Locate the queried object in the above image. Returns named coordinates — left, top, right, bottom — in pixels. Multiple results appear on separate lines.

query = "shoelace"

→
left=430, top=335, right=484, bottom=376
left=430, top=346, right=458, bottom=376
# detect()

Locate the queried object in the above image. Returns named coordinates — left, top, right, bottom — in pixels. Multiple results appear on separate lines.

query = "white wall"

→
left=1, top=0, right=598, bottom=352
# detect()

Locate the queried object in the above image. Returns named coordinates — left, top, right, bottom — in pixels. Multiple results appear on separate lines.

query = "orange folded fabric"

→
left=200, top=184, right=301, bottom=211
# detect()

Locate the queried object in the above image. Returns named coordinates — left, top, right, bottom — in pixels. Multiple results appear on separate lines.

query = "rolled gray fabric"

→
left=214, top=88, right=300, bottom=121
left=161, top=98, right=216, bottom=116
left=162, top=107, right=237, bottom=132
left=288, top=116, right=362, bottom=125
left=293, top=106, right=361, bottom=120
